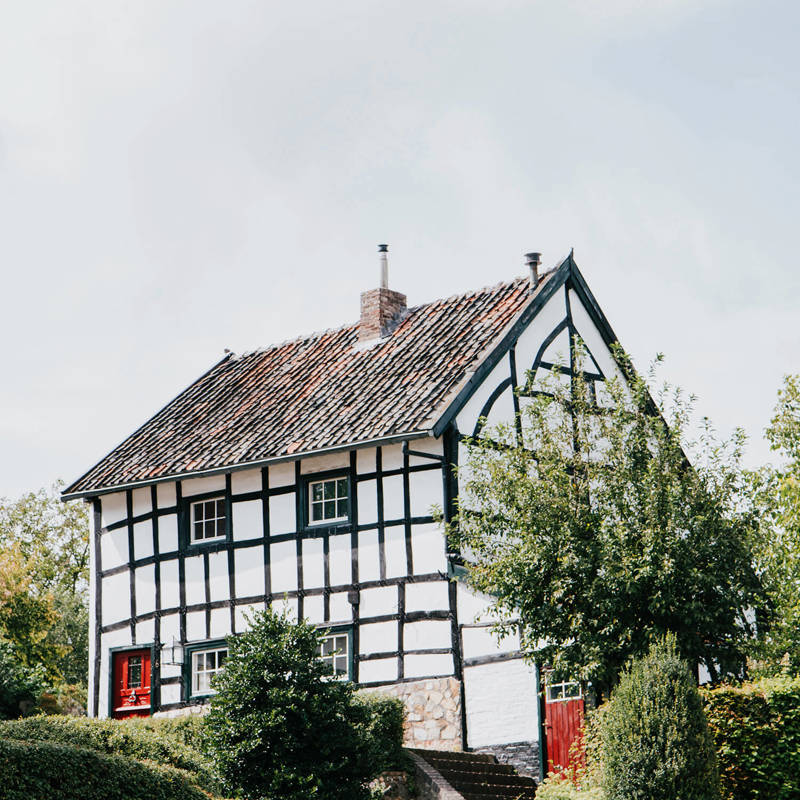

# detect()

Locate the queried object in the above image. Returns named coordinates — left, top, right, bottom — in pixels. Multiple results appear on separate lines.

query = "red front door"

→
left=112, top=649, right=151, bottom=719
left=543, top=678, right=585, bottom=775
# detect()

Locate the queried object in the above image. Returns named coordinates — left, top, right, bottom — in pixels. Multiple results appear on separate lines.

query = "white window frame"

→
left=546, top=678, right=582, bottom=703
left=307, top=476, right=350, bottom=526
left=316, top=630, right=350, bottom=680
left=190, top=646, right=228, bottom=696
left=190, top=497, right=227, bottom=544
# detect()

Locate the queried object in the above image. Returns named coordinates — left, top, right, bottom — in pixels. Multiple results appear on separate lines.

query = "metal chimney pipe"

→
left=378, top=244, right=389, bottom=289
left=526, top=252, right=542, bottom=290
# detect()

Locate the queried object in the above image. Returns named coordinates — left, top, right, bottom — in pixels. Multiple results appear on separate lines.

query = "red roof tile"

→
left=64, top=274, right=553, bottom=496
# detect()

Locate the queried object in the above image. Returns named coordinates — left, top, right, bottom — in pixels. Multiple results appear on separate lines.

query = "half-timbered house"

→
left=63, top=247, right=628, bottom=775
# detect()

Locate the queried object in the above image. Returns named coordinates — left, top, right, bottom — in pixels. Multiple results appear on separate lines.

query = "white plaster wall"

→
left=357, top=447, right=376, bottom=473
left=100, top=528, right=128, bottom=571
left=405, top=652, right=453, bottom=678
left=512, top=287, right=568, bottom=378
left=568, top=289, right=626, bottom=385
left=98, top=628, right=132, bottom=718
left=359, top=657, right=398, bottom=683
left=186, top=610, right=205, bottom=642
left=382, top=475, right=404, bottom=520
left=101, top=572, right=130, bottom=625
left=329, top=592, right=352, bottom=623
left=133, top=520, right=153, bottom=561
left=131, top=487, right=152, bottom=516
left=184, top=555, right=205, bottom=606
left=358, top=480, right=378, bottom=524
left=269, top=493, right=296, bottom=534
left=158, top=514, right=179, bottom=554
left=160, top=559, right=180, bottom=610
left=208, top=551, right=230, bottom=602
left=87, top=504, right=98, bottom=715
left=360, top=586, right=397, bottom=618
left=358, top=529, right=381, bottom=582
left=136, top=618, right=154, bottom=643
left=270, top=540, right=297, bottom=593
left=268, top=462, right=295, bottom=487
left=406, top=580, right=449, bottom=613
left=464, top=659, right=539, bottom=747
left=232, top=499, right=263, bottom=541
left=157, top=482, right=177, bottom=507
left=100, top=493, right=127, bottom=528
left=301, top=451, right=350, bottom=474
left=457, top=583, right=494, bottom=624
left=210, top=607, right=231, bottom=639
left=360, top=621, right=397, bottom=654
left=407, top=437, right=443, bottom=466
left=329, top=534, right=351, bottom=586
left=303, top=594, right=325, bottom=624
left=384, top=527, right=407, bottom=579
left=234, top=546, right=265, bottom=597
left=182, top=475, right=225, bottom=497
left=231, top=468, right=262, bottom=494
left=462, top=626, right=520, bottom=658
left=411, top=523, right=446, bottom=574
left=235, top=603, right=262, bottom=632
left=302, top=538, right=325, bottom=588
left=404, top=620, right=451, bottom=650
left=160, top=613, right=180, bottom=644
left=134, top=565, right=156, bottom=616
left=409, top=470, right=442, bottom=518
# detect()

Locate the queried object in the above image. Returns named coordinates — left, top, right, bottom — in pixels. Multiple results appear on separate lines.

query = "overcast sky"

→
left=1, top=0, right=797, bottom=500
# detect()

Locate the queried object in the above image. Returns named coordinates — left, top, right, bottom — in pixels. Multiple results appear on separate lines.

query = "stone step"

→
left=409, top=748, right=498, bottom=764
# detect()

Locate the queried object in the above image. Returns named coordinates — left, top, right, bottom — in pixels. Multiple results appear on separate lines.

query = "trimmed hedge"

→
left=0, top=715, right=218, bottom=790
left=702, top=676, right=800, bottom=800
left=0, top=738, right=212, bottom=800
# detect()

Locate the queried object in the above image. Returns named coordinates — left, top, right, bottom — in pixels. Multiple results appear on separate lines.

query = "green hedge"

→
left=0, top=738, right=213, bottom=800
left=353, top=691, right=406, bottom=774
left=702, top=676, right=800, bottom=800
left=0, top=715, right=218, bottom=790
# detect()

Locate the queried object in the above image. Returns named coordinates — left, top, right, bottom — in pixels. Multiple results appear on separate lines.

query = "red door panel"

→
left=543, top=679, right=584, bottom=774
left=112, top=649, right=151, bottom=719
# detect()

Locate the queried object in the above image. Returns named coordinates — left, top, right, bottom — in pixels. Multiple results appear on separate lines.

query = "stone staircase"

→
left=409, top=748, right=538, bottom=800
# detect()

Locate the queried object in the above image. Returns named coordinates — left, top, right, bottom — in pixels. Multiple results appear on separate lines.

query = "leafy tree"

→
left=0, top=640, right=48, bottom=719
left=748, top=374, right=800, bottom=674
left=204, top=609, right=397, bottom=800
left=600, top=634, right=720, bottom=800
left=0, top=483, right=89, bottom=686
left=447, top=347, right=761, bottom=698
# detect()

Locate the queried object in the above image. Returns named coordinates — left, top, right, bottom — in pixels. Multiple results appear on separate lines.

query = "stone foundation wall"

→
left=367, top=677, right=463, bottom=751
left=473, top=741, right=540, bottom=779
left=152, top=703, right=208, bottom=719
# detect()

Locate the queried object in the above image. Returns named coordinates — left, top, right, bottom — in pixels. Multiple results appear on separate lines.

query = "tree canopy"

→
left=447, top=347, right=762, bottom=698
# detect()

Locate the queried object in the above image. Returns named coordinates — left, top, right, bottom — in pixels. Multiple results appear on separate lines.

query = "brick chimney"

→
left=359, top=244, right=407, bottom=342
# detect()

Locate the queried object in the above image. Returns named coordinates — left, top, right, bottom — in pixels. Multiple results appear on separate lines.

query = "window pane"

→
left=312, top=503, right=322, bottom=522
left=216, top=500, right=225, bottom=519
left=323, top=481, right=335, bottom=500
left=337, top=478, right=348, bottom=498
left=322, top=638, right=334, bottom=655
left=312, top=483, right=323, bottom=501
left=218, top=650, right=227, bottom=666
left=336, top=499, right=348, bottom=518
left=205, top=520, right=216, bottom=538
left=324, top=500, right=335, bottom=518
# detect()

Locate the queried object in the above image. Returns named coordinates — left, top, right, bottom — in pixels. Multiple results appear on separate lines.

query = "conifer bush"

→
left=204, top=608, right=403, bottom=800
left=600, top=634, right=720, bottom=800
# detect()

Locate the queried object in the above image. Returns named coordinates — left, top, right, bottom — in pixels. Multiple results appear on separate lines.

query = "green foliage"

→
left=0, top=714, right=219, bottom=789
left=600, top=635, right=720, bottom=800
left=748, top=375, right=800, bottom=674
left=0, top=641, right=47, bottom=719
left=0, top=737, right=214, bottom=800
left=352, top=691, right=407, bottom=773
left=448, top=348, right=761, bottom=697
left=205, top=608, right=402, bottom=800
left=702, top=676, right=800, bottom=800
left=0, top=483, right=89, bottom=687
left=535, top=772, right=604, bottom=800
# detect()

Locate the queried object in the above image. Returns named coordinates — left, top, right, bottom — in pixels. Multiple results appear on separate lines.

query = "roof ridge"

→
left=235, top=275, right=528, bottom=358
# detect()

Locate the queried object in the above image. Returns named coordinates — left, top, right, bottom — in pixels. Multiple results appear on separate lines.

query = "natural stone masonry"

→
left=370, top=677, right=463, bottom=751
left=473, top=740, right=540, bottom=779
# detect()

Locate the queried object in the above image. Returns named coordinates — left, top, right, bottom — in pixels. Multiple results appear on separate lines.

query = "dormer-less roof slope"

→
left=63, top=265, right=569, bottom=499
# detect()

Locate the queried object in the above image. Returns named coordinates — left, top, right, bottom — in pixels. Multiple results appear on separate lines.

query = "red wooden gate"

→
left=112, top=649, right=151, bottom=719
left=543, top=678, right=584, bottom=774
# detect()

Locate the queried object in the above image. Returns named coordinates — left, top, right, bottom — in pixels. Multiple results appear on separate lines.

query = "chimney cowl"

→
left=359, top=244, right=407, bottom=343
left=526, top=252, right=542, bottom=290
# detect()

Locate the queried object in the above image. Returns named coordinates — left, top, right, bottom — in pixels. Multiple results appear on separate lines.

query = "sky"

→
left=1, top=0, right=798, bottom=500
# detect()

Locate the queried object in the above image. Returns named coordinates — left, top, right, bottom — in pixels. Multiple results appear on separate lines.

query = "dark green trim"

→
left=183, top=638, right=229, bottom=701
left=299, top=469, right=354, bottom=532
left=535, top=662, right=546, bottom=783
left=181, top=489, right=232, bottom=551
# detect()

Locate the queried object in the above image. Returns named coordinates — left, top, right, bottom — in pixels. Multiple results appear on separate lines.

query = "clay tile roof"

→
left=64, top=273, right=554, bottom=496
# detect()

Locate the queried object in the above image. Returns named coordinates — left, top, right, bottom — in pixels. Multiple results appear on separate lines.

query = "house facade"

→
left=64, top=248, right=626, bottom=776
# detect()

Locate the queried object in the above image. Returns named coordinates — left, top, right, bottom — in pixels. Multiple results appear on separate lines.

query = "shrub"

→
left=535, top=771, right=604, bottom=800
left=702, top=675, right=800, bottom=800
left=205, top=608, right=402, bottom=800
left=0, top=738, right=213, bottom=800
left=0, top=640, right=47, bottom=719
left=0, top=714, right=218, bottom=789
left=352, top=691, right=406, bottom=773
left=600, top=634, right=720, bottom=800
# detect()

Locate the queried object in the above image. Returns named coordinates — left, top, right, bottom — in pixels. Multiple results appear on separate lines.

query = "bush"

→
left=0, top=714, right=218, bottom=790
left=352, top=691, right=406, bottom=772
left=702, top=676, right=800, bottom=800
left=205, top=609, right=403, bottom=800
left=0, top=738, right=212, bottom=800
left=0, top=640, right=47, bottom=719
left=600, top=634, right=720, bottom=800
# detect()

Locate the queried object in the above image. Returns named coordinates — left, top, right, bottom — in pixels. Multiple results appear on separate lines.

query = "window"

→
left=190, top=498, right=227, bottom=543
left=191, top=647, right=228, bottom=695
left=308, top=476, right=349, bottom=525
left=127, top=655, right=142, bottom=688
left=546, top=679, right=582, bottom=702
left=316, top=631, right=349, bottom=679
